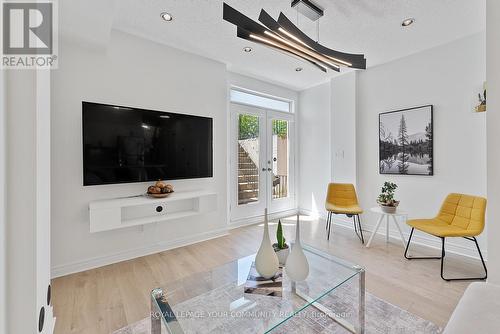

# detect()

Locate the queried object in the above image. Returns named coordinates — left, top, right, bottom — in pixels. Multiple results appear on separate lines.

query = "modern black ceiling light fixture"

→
left=291, top=0, right=323, bottom=21
left=223, top=1, right=366, bottom=73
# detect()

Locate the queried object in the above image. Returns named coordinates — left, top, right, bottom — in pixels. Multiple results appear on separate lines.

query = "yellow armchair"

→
left=325, top=183, right=364, bottom=243
left=404, top=193, right=487, bottom=281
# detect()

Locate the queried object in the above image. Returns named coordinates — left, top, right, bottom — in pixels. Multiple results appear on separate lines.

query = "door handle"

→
left=267, top=168, right=272, bottom=171
left=262, top=168, right=266, bottom=171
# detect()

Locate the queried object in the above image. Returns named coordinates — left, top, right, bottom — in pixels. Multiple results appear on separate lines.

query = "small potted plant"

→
left=377, top=181, right=399, bottom=213
left=272, top=220, right=290, bottom=265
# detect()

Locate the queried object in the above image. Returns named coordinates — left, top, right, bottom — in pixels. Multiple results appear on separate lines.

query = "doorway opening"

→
left=229, top=88, right=295, bottom=223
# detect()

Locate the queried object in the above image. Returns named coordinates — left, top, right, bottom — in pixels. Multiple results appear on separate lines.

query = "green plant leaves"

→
left=276, top=220, right=287, bottom=249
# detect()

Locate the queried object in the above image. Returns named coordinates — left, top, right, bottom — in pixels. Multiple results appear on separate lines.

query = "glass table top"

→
left=151, top=244, right=365, bottom=334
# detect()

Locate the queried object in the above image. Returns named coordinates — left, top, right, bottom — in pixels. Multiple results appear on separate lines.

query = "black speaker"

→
left=38, top=306, right=45, bottom=332
left=47, top=284, right=51, bottom=305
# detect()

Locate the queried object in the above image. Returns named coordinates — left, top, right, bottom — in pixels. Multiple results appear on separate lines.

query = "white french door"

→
left=267, top=110, right=295, bottom=213
left=230, top=102, right=295, bottom=222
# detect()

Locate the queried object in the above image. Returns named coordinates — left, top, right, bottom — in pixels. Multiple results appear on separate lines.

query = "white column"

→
left=5, top=69, right=54, bottom=333
left=0, top=67, right=7, bottom=334
left=487, top=0, right=500, bottom=284
left=36, top=69, right=55, bottom=333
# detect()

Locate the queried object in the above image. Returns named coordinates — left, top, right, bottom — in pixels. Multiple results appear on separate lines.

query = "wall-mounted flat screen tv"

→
left=82, top=102, right=213, bottom=186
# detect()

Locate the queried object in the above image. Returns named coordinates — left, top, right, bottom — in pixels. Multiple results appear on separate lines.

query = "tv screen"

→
left=82, top=102, right=213, bottom=186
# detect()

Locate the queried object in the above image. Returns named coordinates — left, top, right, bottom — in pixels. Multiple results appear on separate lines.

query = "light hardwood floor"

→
left=52, top=215, right=483, bottom=334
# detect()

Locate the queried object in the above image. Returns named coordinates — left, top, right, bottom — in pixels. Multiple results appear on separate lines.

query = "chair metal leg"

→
left=404, top=228, right=488, bottom=281
left=326, top=212, right=364, bottom=244
left=440, top=237, right=488, bottom=281
left=353, top=215, right=358, bottom=234
left=327, top=212, right=332, bottom=241
left=353, top=214, right=365, bottom=244
left=404, top=228, right=441, bottom=260
left=358, top=215, right=365, bottom=244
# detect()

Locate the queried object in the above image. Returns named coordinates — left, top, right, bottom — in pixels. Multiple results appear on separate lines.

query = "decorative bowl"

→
left=147, top=192, right=173, bottom=198
left=377, top=200, right=399, bottom=214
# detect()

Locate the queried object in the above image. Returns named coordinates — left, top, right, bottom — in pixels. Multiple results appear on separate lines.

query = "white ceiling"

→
left=62, top=0, right=486, bottom=91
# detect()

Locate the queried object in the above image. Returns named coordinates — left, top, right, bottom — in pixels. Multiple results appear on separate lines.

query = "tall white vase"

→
left=285, top=214, right=309, bottom=281
left=255, top=209, right=279, bottom=279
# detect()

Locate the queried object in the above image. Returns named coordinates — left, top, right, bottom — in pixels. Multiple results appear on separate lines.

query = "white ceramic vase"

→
left=285, top=214, right=309, bottom=281
left=255, top=209, right=279, bottom=279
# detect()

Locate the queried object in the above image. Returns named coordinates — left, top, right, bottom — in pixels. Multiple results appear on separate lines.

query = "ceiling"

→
left=61, top=0, right=486, bottom=91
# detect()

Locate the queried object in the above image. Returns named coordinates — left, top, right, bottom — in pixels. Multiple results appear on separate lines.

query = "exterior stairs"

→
left=238, top=144, right=259, bottom=205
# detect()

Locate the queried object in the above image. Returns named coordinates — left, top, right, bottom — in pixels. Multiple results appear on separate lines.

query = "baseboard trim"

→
left=51, top=227, right=229, bottom=278
left=229, top=208, right=299, bottom=229
left=299, top=208, right=488, bottom=261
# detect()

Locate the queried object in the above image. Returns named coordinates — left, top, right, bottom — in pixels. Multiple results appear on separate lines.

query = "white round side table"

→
left=366, top=207, right=408, bottom=248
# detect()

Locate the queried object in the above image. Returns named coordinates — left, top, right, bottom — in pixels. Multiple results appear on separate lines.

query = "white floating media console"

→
left=89, top=190, right=217, bottom=233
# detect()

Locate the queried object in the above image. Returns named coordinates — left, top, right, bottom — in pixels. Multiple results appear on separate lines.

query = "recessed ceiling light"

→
left=295, top=67, right=303, bottom=72
left=401, top=18, right=415, bottom=27
left=243, top=47, right=252, bottom=53
left=160, top=12, right=173, bottom=22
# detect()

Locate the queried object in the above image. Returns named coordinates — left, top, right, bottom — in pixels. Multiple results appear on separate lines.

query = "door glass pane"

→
left=272, top=119, right=289, bottom=199
left=238, top=114, right=260, bottom=205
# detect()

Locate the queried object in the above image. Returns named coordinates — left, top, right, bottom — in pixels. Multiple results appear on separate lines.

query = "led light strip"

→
left=249, top=34, right=328, bottom=71
left=278, top=27, right=310, bottom=48
left=276, top=27, right=353, bottom=67
left=263, top=30, right=339, bottom=70
left=272, top=29, right=352, bottom=68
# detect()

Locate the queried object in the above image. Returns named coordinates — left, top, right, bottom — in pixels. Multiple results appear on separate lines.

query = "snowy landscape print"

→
left=379, top=105, right=433, bottom=175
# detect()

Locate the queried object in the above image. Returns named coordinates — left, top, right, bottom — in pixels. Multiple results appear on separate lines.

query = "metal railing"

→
left=272, top=175, right=288, bottom=199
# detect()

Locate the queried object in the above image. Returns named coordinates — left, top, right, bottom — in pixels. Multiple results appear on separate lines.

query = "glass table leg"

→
left=358, top=269, right=366, bottom=334
left=292, top=272, right=366, bottom=334
left=151, top=288, right=185, bottom=334
left=151, top=288, right=163, bottom=334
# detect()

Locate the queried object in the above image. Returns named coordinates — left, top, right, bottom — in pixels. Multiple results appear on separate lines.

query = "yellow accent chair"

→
left=325, top=183, right=364, bottom=243
left=404, top=193, right=487, bottom=281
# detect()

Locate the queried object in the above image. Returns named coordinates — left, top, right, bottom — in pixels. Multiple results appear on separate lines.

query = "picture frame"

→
left=379, top=105, right=433, bottom=176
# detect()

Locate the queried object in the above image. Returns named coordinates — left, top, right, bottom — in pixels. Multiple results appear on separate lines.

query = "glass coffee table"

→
left=151, top=244, right=365, bottom=334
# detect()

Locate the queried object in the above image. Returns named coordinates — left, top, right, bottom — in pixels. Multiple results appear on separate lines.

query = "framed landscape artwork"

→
left=379, top=105, right=433, bottom=175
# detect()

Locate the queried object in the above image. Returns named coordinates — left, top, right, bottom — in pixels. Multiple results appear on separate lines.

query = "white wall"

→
left=298, top=33, right=487, bottom=258
left=0, top=68, right=6, bottom=334
left=357, top=33, right=487, bottom=257
left=331, top=72, right=357, bottom=184
left=6, top=70, right=36, bottom=334
left=486, top=0, right=500, bottom=283
left=298, top=73, right=358, bottom=219
left=298, top=82, right=331, bottom=216
left=51, top=30, right=228, bottom=277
